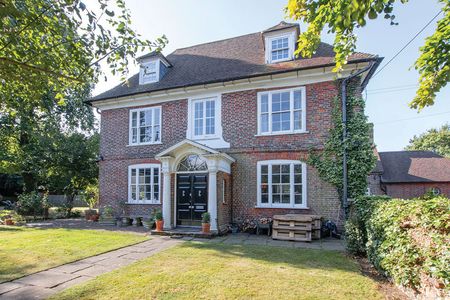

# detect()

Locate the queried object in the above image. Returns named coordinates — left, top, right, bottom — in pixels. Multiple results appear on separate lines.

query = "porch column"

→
left=208, top=167, right=218, bottom=232
left=159, top=157, right=173, bottom=230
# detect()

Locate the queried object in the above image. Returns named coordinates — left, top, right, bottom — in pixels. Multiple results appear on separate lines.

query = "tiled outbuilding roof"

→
left=379, top=151, right=450, bottom=183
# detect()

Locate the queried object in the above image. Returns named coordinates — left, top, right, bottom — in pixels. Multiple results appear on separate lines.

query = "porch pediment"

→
left=155, top=139, right=235, bottom=174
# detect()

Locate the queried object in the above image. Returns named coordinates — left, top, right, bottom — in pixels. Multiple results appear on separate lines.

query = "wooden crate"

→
left=272, top=228, right=312, bottom=242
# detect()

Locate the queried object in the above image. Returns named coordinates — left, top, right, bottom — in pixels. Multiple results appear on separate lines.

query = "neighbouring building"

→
left=89, top=22, right=381, bottom=233
left=369, top=150, right=450, bottom=198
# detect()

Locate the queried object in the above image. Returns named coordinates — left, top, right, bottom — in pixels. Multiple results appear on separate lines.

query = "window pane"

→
left=194, top=102, right=203, bottom=118
left=272, top=93, right=281, bottom=112
left=272, top=113, right=281, bottom=132
left=131, top=185, right=136, bottom=200
left=206, top=100, right=215, bottom=117
left=131, top=112, right=137, bottom=127
left=261, top=183, right=268, bottom=194
left=261, top=114, right=269, bottom=133
left=294, top=184, right=302, bottom=193
left=294, top=91, right=301, bottom=109
left=132, top=128, right=137, bottom=143
left=295, top=194, right=302, bottom=204
left=272, top=194, right=281, bottom=204
left=281, top=112, right=290, bottom=131
left=154, top=108, right=160, bottom=125
left=281, top=164, right=290, bottom=174
left=261, top=194, right=269, bottom=204
left=272, top=184, right=280, bottom=194
left=281, top=92, right=290, bottom=110
left=139, top=185, right=145, bottom=201
left=153, top=170, right=159, bottom=184
left=194, top=119, right=203, bottom=136
left=281, top=194, right=290, bottom=204
left=131, top=169, right=136, bottom=184
left=153, top=125, right=160, bottom=142
left=272, top=164, right=280, bottom=174
left=139, top=111, right=145, bottom=126
left=281, top=184, right=290, bottom=194
left=261, top=94, right=269, bottom=113
left=206, top=117, right=215, bottom=135
left=294, top=110, right=301, bottom=130
left=261, top=165, right=268, bottom=174
left=261, top=174, right=268, bottom=184
left=272, top=174, right=280, bottom=183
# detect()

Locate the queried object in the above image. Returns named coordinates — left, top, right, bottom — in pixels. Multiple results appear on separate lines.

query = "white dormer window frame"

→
left=139, top=59, right=160, bottom=85
left=265, top=31, right=296, bottom=64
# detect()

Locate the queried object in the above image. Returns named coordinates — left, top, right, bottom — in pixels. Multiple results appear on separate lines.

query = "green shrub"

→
left=0, top=209, right=25, bottom=224
left=347, top=195, right=450, bottom=292
left=16, top=192, right=46, bottom=217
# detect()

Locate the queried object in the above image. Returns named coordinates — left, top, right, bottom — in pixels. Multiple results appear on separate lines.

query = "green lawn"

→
left=0, top=226, right=147, bottom=283
left=51, top=242, right=384, bottom=300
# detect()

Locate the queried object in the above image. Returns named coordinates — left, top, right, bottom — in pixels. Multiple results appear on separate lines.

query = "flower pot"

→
left=155, top=220, right=164, bottom=232
left=90, top=213, right=99, bottom=222
left=5, top=219, right=14, bottom=226
left=84, top=209, right=96, bottom=220
left=202, top=223, right=211, bottom=234
left=143, top=221, right=154, bottom=230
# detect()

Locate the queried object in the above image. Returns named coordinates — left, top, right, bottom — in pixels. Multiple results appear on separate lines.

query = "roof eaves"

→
left=87, top=56, right=378, bottom=103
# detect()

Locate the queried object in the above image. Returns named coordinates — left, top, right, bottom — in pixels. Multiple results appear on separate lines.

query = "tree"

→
left=309, top=90, right=376, bottom=202
left=0, top=0, right=167, bottom=103
left=45, top=132, right=100, bottom=216
left=405, top=124, right=450, bottom=157
left=286, top=0, right=449, bottom=110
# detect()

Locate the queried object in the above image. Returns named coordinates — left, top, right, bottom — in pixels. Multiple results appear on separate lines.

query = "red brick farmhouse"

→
left=89, top=22, right=381, bottom=233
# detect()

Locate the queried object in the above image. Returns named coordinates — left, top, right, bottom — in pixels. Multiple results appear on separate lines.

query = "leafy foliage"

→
left=347, top=195, right=450, bottom=294
left=0, top=0, right=167, bottom=103
left=309, top=91, right=376, bottom=200
left=16, top=191, right=47, bottom=217
left=405, top=124, right=450, bottom=157
left=286, top=0, right=449, bottom=110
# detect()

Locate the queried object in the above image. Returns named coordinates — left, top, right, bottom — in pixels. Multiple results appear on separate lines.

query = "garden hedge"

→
left=346, top=195, right=449, bottom=295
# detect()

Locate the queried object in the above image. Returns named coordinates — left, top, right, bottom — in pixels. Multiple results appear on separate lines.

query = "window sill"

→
left=192, top=136, right=220, bottom=141
left=255, top=131, right=309, bottom=137
left=126, top=202, right=161, bottom=205
left=127, top=142, right=162, bottom=147
left=255, top=205, right=309, bottom=210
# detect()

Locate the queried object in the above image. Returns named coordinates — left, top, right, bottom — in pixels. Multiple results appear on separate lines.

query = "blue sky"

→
left=94, top=0, right=449, bottom=152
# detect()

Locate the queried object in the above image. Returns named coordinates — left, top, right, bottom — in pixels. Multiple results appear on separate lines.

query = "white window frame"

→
left=256, top=160, right=307, bottom=209
left=257, top=86, right=306, bottom=136
left=265, top=31, right=296, bottom=63
left=139, top=60, right=160, bottom=85
left=128, top=164, right=161, bottom=204
left=129, top=106, right=162, bottom=146
left=187, top=95, right=221, bottom=140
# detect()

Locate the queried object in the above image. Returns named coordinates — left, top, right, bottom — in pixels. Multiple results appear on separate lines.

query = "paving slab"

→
left=0, top=286, right=54, bottom=300
left=120, top=251, right=154, bottom=261
left=0, top=282, right=25, bottom=295
left=51, top=276, right=92, bottom=292
left=51, top=261, right=92, bottom=274
left=14, top=271, right=79, bottom=288
left=71, top=264, right=118, bottom=278
left=94, top=257, right=137, bottom=267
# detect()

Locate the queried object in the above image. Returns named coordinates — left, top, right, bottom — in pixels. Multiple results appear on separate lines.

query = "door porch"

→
left=155, top=139, right=235, bottom=233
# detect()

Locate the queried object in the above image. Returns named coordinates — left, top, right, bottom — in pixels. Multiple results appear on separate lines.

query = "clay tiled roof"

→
left=91, top=23, right=378, bottom=102
left=379, top=151, right=450, bottom=183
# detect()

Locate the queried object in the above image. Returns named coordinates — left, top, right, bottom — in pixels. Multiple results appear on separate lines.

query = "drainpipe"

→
left=341, top=62, right=375, bottom=219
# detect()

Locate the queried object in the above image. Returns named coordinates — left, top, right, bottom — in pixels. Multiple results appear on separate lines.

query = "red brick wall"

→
left=98, top=80, right=343, bottom=226
left=384, top=182, right=450, bottom=199
left=230, top=150, right=343, bottom=227
left=217, top=172, right=232, bottom=231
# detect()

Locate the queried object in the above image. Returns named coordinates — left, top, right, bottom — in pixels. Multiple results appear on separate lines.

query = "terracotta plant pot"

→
left=155, top=220, right=164, bottom=232
left=84, top=209, right=96, bottom=220
left=202, top=223, right=211, bottom=234
left=90, top=213, right=99, bottom=222
left=5, top=219, right=14, bottom=226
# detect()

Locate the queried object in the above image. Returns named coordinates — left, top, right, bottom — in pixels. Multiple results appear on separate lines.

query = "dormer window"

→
left=140, top=61, right=159, bottom=84
left=142, top=61, right=157, bottom=83
left=137, top=53, right=172, bottom=85
left=265, top=32, right=295, bottom=63
left=270, top=36, right=290, bottom=62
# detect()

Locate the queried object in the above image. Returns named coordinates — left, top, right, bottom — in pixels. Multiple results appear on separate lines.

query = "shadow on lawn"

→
left=181, top=240, right=360, bottom=273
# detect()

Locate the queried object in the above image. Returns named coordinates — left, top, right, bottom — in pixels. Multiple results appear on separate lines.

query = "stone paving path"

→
left=0, top=236, right=181, bottom=300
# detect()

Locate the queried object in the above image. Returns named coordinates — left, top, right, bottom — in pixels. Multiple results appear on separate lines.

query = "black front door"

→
left=176, top=174, right=208, bottom=226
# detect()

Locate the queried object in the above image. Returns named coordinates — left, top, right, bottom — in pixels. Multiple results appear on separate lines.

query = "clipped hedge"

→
left=346, top=195, right=450, bottom=294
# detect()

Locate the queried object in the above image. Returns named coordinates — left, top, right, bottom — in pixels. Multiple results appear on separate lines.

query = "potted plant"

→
left=119, top=200, right=129, bottom=225
left=143, top=209, right=155, bottom=230
left=4, top=218, right=14, bottom=225
left=99, top=205, right=115, bottom=226
left=83, top=185, right=98, bottom=220
left=154, top=210, right=163, bottom=231
left=201, top=212, right=211, bottom=234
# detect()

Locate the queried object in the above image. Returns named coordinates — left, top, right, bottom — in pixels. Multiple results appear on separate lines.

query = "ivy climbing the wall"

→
left=309, top=92, right=376, bottom=201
